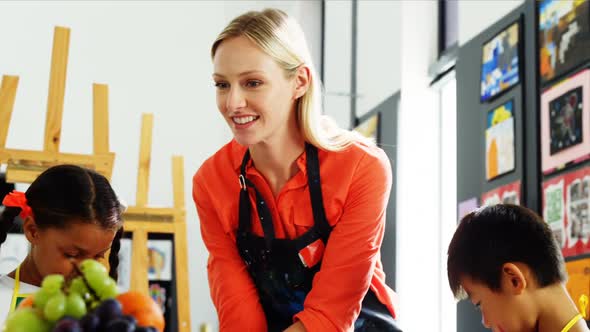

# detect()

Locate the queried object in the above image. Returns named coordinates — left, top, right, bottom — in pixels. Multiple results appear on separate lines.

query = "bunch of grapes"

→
left=3, top=260, right=163, bottom=332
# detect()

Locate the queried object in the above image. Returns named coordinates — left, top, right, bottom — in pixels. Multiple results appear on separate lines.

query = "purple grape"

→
left=79, top=313, right=99, bottom=332
left=104, top=318, right=134, bottom=332
left=135, top=327, right=158, bottom=332
left=52, top=317, right=81, bottom=332
left=94, top=298, right=122, bottom=321
left=121, top=314, right=137, bottom=326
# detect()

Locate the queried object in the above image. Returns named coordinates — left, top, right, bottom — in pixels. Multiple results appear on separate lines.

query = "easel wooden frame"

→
left=0, top=26, right=115, bottom=183
left=123, top=113, right=191, bottom=332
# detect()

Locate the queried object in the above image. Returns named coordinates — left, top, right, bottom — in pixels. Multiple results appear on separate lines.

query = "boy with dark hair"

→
left=447, top=204, right=589, bottom=332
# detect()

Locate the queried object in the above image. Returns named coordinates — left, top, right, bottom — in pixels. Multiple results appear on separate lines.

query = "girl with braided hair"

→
left=0, top=164, right=124, bottom=325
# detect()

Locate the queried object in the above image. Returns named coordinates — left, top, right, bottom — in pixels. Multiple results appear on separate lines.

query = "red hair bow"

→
left=2, top=190, right=33, bottom=219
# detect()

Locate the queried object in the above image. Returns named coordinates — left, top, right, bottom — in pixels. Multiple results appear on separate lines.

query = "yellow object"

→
left=561, top=313, right=583, bottom=332
left=579, top=294, right=589, bottom=319
left=9, top=265, right=34, bottom=313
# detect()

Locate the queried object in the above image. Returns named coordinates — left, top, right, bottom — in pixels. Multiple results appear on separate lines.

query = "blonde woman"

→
left=193, top=9, right=400, bottom=332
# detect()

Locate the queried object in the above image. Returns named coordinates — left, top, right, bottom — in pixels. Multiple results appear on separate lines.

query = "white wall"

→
left=396, top=0, right=440, bottom=331
left=0, top=1, right=321, bottom=330
left=458, top=0, right=525, bottom=45
left=356, top=0, right=401, bottom=117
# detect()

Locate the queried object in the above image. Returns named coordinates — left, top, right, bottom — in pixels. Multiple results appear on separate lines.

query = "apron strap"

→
left=237, top=144, right=332, bottom=247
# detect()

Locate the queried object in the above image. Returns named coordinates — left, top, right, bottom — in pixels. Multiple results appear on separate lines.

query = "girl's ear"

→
left=22, top=216, right=41, bottom=245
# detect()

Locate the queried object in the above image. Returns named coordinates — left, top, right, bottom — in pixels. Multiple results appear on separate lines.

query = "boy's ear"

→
left=501, top=262, right=527, bottom=295
left=22, top=216, right=41, bottom=245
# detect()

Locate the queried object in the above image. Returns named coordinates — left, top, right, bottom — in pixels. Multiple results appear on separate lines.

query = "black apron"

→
left=236, top=144, right=402, bottom=332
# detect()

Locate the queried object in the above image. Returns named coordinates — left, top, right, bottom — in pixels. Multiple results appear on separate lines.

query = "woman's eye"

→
left=246, top=80, right=262, bottom=88
left=214, top=82, right=229, bottom=89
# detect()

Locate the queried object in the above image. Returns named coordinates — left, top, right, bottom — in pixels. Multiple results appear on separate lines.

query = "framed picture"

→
left=541, top=69, right=590, bottom=174
left=539, top=0, right=590, bottom=86
left=486, top=99, right=516, bottom=180
left=481, top=180, right=521, bottom=207
left=0, top=234, right=29, bottom=275
left=543, top=166, right=590, bottom=257
left=565, top=258, right=590, bottom=319
left=353, top=111, right=380, bottom=143
left=147, top=239, right=173, bottom=281
left=480, top=20, right=521, bottom=102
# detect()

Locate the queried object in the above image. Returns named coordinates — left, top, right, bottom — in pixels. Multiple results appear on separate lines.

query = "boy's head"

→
left=447, top=204, right=567, bottom=331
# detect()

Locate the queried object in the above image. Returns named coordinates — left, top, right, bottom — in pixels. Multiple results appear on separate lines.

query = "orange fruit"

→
left=116, top=291, right=165, bottom=332
left=16, top=295, right=34, bottom=309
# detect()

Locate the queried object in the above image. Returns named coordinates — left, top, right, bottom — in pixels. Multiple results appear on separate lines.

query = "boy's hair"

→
left=447, top=204, right=566, bottom=298
left=0, top=165, right=124, bottom=280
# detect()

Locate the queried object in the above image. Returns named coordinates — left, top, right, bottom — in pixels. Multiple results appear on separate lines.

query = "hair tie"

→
left=2, top=190, right=33, bottom=220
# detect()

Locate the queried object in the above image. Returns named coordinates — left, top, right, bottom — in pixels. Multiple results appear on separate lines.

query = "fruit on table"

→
left=2, top=259, right=165, bottom=332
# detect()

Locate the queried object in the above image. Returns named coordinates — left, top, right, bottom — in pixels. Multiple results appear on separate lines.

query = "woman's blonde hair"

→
left=211, top=8, right=366, bottom=151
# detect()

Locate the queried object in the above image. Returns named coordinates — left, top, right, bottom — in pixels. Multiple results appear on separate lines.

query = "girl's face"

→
left=28, top=220, right=116, bottom=280
left=212, top=36, right=306, bottom=147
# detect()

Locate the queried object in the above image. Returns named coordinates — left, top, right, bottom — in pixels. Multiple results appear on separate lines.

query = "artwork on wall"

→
left=147, top=239, right=173, bottom=281
left=480, top=20, right=520, bottom=102
left=541, top=69, right=590, bottom=174
left=0, top=234, right=29, bottom=275
left=486, top=99, right=516, bottom=180
left=543, top=166, right=590, bottom=257
left=354, top=112, right=380, bottom=143
left=481, top=180, right=521, bottom=207
left=565, top=258, right=590, bottom=319
left=539, top=0, right=590, bottom=86
left=116, top=238, right=133, bottom=292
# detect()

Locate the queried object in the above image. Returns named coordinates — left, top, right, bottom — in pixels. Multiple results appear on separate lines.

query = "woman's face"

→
left=212, top=36, right=301, bottom=147
left=29, top=221, right=116, bottom=281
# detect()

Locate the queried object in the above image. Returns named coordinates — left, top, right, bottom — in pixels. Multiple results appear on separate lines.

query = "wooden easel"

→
left=0, top=26, right=115, bottom=183
left=123, top=113, right=191, bottom=332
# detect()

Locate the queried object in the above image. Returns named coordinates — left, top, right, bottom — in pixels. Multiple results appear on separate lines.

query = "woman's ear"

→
left=501, top=262, right=528, bottom=295
left=293, top=65, right=311, bottom=100
left=22, top=216, right=41, bottom=245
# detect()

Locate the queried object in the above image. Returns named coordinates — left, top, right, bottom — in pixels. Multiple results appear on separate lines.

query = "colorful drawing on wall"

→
left=458, top=198, right=479, bottom=221
left=480, top=21, right=520, bottom=102
left=486, top=100, right=515, bottom=180
left=354, top=113, right=379, bottom=143
left=149, top=282, right=168, bottom=314
left=117, top=238, right=132, bottom=292
left=541, top=69, right=590, bottom=174
left=0, top=234, right=29, bottom=275
left=543, top=166, right=590, bottom=257
left=539, top=0, right=590, bottom=85
left=147, top=240, right=173, bottom=281
left=550, top=86, right=584, bottom=154
left=565, top=258, right=590, bottom=319
left=481, top=181, right=521, bottom=207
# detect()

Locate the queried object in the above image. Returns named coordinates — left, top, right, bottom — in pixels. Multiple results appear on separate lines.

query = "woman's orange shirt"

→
left=193, top=140, right=399, bottom=332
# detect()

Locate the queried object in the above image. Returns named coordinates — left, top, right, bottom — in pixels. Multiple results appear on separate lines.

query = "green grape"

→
left=43, top=292, right=66, bottom=322
left=4, top=308, right=50, bottom=332
left=84, top=269, right=110, bottom=295
left=90, top=300, right=100, bottom=310
left=99, top=278, right=118, bottom=300
left=69, top=276, right=89, bottom=296
left=41, top=274, right=64, bottom=294
left=80, top=259, right=107, bottom=276
left=64, top=292, right=87, bottom=319
left=34, top=288, right=52, bottom=310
